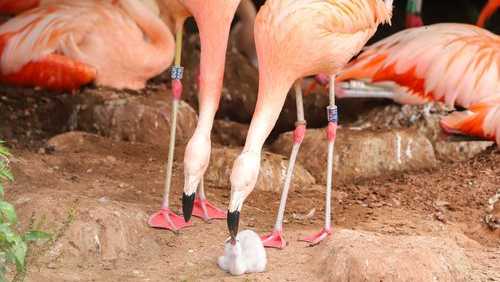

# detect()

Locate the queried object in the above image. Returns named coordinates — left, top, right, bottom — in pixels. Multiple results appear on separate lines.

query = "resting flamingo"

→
left=226, top=0, right=393, bottom=248
left=0, top=0, right=174, bottom=91
left=336, top=23, right=500, bottom=144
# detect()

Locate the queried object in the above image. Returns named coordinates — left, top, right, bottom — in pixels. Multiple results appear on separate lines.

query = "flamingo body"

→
left=227, top=0, right=393, bottom=245
left=0, top=0, right=174, bottom=91
left=338, top=23, right=500, bottom=144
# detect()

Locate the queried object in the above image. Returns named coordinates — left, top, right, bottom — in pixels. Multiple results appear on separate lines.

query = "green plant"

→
left=0, top=142, right=50, bottom=282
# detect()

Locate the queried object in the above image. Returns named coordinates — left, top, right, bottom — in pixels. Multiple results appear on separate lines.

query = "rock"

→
left=212, top=119, right=249, bottom=147
left=14, top=192, right=161, bottom=263
left=433, top=140, right=494, bottom=162
left=76, top=87, right=197, bottom=149
left=320, top=229, right=474, bottom=281
left=205, top=147, right=315, bottom=192
left=354, top=103, right=494, bottom=161
left=271, top=128, right=436, bottom=184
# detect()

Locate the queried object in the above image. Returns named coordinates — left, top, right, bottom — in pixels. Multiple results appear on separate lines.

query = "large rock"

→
left=205, top=147, right=315, bottom=192
left=212, top=119, right=249, bottom=147
left=320, top=229, right=474, bottom=281
left=13, top=192, right=161, bottom=264
left=354, top=103, right=494, bottom=162
left=271, top=128, right=437, bottom=184
left=76, top=87, right=197, bottom=149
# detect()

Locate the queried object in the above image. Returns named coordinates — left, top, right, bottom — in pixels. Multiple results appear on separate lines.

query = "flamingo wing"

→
left=0, top=2, right=107, bottom=91
left=338, top=23, right=500, bottom=108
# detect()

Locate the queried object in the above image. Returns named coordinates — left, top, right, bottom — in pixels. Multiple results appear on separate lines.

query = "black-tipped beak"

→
left=182, top=193, right=195, bottom=222
left=227, top=210, right=240, bottom=240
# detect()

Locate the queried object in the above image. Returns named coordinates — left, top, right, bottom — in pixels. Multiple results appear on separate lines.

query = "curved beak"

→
left=182, top=192, right=195, bottom=222
left=227, top=210, right=240, bottom=240
left=227, top=191, right=246, bottom=240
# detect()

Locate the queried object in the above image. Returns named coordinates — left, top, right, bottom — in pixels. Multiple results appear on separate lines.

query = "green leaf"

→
left=0, top=223, right=17, bottom=243
left=23, top=230, right=51, bottom=242
left=0, top=201, right=17, bottom=224
left=0, top=183, right=3, bottom=200
left=10, top=239, right=27, bottom=272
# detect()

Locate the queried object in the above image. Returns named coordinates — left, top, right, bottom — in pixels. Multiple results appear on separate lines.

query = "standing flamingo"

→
left=336, top=23, right=500, bottom=144
left=149, top=0, right=243, bottom=232
left=0, top=0, right=174, bottom=91
left=477, top=0, right=499, bottom=28
left=226, top=0, right=393, bottom=248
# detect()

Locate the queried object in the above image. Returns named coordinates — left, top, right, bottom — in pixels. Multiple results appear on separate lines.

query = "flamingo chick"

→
left=0, top=0, right=174, bottom=91
left=227, top=0, right=393, bottom=248
left=336, top=23, right=500, bottom=144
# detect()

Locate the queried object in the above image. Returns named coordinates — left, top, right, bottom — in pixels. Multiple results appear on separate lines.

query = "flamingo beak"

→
left=227, top=191, right=245, bottom=240
left=182, top=193, right=195, bottom=222
left=227, top=210, right=240, bottom=240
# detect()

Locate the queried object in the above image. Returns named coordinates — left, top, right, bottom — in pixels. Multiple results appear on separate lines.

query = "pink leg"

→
left=262, top=81, right=305, bottom=249
left=192, top=180, right=226, bottom=221
left=148, top=27, right=191, bottom=231
left=300, top=76, right=338, bottom=246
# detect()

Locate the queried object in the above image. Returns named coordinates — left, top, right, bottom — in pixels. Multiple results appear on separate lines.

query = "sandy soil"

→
left=1, top=87, right=499, bottom=281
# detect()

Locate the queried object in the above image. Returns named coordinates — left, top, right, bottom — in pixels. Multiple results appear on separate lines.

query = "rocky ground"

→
left=0, top=36, right=499, bottom=281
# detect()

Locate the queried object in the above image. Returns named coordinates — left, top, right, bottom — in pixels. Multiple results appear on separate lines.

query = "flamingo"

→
left=335, top=23, right=500, bottom=144
left=477, top=0, right=499, bottom=28
left=149, top=0, right=243, bottom=232
left=226, top=0, right=393, bottom=248
left=0, top=0, right=174, bottom=91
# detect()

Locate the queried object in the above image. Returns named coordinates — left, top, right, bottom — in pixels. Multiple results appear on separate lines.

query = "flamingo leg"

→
left=192, top=180, right=226, bottom=222
left=300, top=75, right=337, bottom=246
left=261, top=81, right=306, bottom=249
left=148, top=26, right=192, bottom=231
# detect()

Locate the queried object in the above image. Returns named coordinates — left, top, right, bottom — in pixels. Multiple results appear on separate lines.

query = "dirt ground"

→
left=1, top=85, right=499, bottom=281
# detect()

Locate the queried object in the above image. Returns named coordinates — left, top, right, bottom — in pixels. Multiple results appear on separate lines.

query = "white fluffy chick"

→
left=218, top=230, right=267, bottom=276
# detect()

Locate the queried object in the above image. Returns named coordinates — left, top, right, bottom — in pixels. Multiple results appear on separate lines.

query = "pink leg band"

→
left=172, top=79, right=183, bottom=100
left=293, top=124, right=306, bottom=144
left=327, top=122, right=337, bottom=142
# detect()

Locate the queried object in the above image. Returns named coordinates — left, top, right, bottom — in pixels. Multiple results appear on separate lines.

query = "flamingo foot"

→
left=192, top=198, right=226, bottom=221
left=261, top=230, right=286, bottom=249
left=300, top=228, right=332, bottom=246
left=148, top=208, right=192, bottom=232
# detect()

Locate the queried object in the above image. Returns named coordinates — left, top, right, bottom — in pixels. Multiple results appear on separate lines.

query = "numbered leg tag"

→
left=171, top=66, right=184, bottom=80
left=327, top=105, right=338, bottom=124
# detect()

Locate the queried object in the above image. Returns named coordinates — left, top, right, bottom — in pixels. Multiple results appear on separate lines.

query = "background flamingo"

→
left=477, top=0, right=499, bottom=27
left=226, top=0, right=393, bottom=248
left=337, top=23, right=500, bottom=144
left=0, top=0, right=174, bottom=91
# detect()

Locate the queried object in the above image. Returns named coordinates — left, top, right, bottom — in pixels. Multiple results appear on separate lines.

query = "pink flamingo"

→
left=477, top=0, right=499, bottom=28
left=149, top=0, right=243, bottom=232
left=336, top=23, right=500, bottom=144
left=0, top=0, right=174, bottom=91
left=226, top=0, right=394, bottom=248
